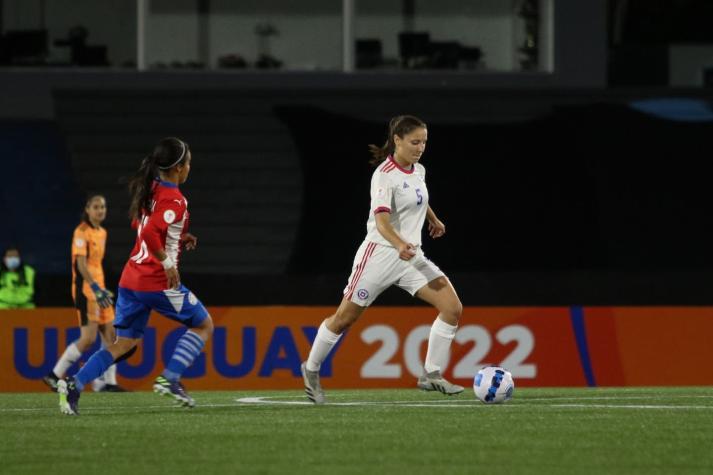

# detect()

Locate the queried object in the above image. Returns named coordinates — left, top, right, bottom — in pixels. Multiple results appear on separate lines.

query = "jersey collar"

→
left=388, top=155, right=415, bottom=174
left=157, top=179, right=178, bottom=188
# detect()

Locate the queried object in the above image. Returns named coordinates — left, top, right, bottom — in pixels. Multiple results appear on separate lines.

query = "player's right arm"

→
left=76, top=255, right=114, bottom=308
left=371, top=171, right=416, bottom=261
left=73, top=229, right=113, bottom=307
left=374, top=213, right=416, bottom=260
left=139, top=198, right=184, bottom=289
left=149, top=247, right=180, bottom=290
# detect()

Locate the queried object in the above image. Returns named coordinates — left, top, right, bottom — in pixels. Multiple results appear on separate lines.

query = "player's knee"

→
left=443, top=300, right=463, bottom=325
left=454, top=300, right=463, bottom=320
left=76, top=336, right=94, bottom=351
left=197, top=314, right=214, bottom=336
left=113, top=342, right=138, bottom=363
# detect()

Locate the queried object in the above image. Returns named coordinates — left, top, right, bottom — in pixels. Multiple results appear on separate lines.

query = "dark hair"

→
left=1, top=246, right=27, bottom=286
left=368, top=115, right=427, bottom=166
left=81, top=194, right=106, bottom=225
left=128, top=137, right=190, bottom=220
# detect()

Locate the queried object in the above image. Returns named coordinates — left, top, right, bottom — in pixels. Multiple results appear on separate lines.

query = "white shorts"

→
left=343, top=240, right=446, bottom=307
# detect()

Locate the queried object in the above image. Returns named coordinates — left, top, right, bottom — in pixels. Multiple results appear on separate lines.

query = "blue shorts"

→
left=114, top=285, right=209, bottom=339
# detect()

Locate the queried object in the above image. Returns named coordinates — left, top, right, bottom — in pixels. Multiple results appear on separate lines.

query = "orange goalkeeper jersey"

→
left=71, top=222, right=108, bottom=301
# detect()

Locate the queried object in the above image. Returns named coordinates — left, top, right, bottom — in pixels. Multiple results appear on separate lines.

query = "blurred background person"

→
left=0, top=246, right=35, bottom=309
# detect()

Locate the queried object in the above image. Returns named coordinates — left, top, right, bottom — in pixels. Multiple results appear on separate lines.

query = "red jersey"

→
left=119, top=180, right=190, bottom=291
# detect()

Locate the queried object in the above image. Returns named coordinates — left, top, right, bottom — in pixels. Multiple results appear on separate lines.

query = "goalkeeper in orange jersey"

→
left=43, top=195, right=126, bottom=392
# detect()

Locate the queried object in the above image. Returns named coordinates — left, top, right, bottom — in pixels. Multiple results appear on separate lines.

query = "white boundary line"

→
left=234, top=396, right=713, bottom=410
left=553, top=404, right=713, bottom=410
left=3, top=394, right=713, bottom=413
left=235, top=397, right=480, bottom=408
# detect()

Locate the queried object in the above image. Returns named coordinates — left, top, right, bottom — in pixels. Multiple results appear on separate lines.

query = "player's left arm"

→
left=426, top=205, right=446, bottom=238
left=180, top=233, right=197, bottom=251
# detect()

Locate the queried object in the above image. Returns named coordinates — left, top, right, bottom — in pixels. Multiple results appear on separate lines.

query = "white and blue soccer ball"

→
left=473, top=366, right=515, bottom=404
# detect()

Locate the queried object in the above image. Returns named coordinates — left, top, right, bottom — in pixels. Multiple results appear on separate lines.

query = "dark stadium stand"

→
left=3, top=85, right=711, bottom=306
left=0, top=121, right=82, bottom=273
left=54, top=91, right=303, bottom=276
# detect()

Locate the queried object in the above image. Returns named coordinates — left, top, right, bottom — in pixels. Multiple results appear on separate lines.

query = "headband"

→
left=157, top=140, right=186, bottom=170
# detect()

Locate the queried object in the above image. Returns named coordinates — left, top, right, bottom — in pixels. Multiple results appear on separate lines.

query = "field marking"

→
left=3, top=394, right=713, bottom=414
left=525, top=395, right=713, bottom=402
left=554, top=404, right=713, bottom=410
left=235, top=396, right=713, bottom=410
left=235, top=397, right=478, bottom=408
left=0, top=403, right=240, bottom=413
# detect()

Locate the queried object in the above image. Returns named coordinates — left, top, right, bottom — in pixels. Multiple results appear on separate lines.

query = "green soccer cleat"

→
left=57, top=377, right=80, bottom=415
left=153, top=376, right=195, bottom=408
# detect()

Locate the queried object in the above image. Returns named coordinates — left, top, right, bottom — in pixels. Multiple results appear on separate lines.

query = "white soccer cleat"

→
left=418, top=371, right=464, bottom=395
left=301, top=362, right=325, bottom=405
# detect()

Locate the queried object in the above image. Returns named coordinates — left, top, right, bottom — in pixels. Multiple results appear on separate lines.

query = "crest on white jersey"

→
left=376, top=187, right=385, bottom=197
left=163, top=209, right=176, bottom=224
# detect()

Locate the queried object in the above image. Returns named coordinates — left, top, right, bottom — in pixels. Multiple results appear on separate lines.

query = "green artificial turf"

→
left=2, top=387, right=713, bottom=474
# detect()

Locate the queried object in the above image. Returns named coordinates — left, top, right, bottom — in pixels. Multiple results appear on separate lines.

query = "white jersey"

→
left=365, top=155, right=429, bottom=247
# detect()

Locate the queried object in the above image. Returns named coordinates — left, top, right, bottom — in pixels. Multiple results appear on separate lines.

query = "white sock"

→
left=92, top=377, right=106, bottom=392
left=103, top=363, right=117, bottom=385
left=53, top=342, right=82, bottom=377
left=306, top=321, right=342, bottom=372
left=424, top=315, right=457, bottom=374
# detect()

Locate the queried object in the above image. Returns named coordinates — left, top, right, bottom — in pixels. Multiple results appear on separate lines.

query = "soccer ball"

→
left=473, top=366, right=514, bottom=404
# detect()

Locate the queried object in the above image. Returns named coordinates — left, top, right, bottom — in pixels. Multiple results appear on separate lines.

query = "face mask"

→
left=4, top=257, right=20, bottom=270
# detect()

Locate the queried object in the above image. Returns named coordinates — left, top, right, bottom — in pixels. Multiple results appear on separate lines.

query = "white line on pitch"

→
left=524, top=395, right=713, bottom=402
left=553, top=404, right=713, bottom=410
left=235, top=397, right=479, bottom=407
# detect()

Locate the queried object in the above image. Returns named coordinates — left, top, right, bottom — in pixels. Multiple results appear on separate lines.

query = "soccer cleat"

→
left=417, top=374, right=434, bottom=391
left=153, top=376, right=195, bottom=408
left=99, top=384, right=129, bottom=393
left=418, top=370, right=464, bottom=395
left=300, top=362, right=325, bottom=405
left=42, top=372, right=59, bottom=392
left=57, top=377, right=80, bottom=415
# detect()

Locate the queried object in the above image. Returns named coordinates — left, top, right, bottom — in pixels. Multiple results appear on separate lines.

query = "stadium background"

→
left=2, top=0, right=713, bottom=391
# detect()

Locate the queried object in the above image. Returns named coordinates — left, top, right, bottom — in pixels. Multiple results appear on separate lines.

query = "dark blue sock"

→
left=74, top=349, right=114, bottom=392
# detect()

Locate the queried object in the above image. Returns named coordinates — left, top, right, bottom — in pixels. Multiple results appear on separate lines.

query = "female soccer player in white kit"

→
left=301, top=115, right=464, bottom=404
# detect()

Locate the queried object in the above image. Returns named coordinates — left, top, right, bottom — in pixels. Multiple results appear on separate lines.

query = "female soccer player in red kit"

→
left=301, top=115, right=464, bottom=404
left=58, top=137, right=213, bottom=415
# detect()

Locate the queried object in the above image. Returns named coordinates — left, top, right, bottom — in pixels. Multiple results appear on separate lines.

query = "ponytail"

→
left=128, top=137, right=190, bottom=220
left=368, top=115, right=427, bottom=166
left=128, top=156, right=157, bottom=220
